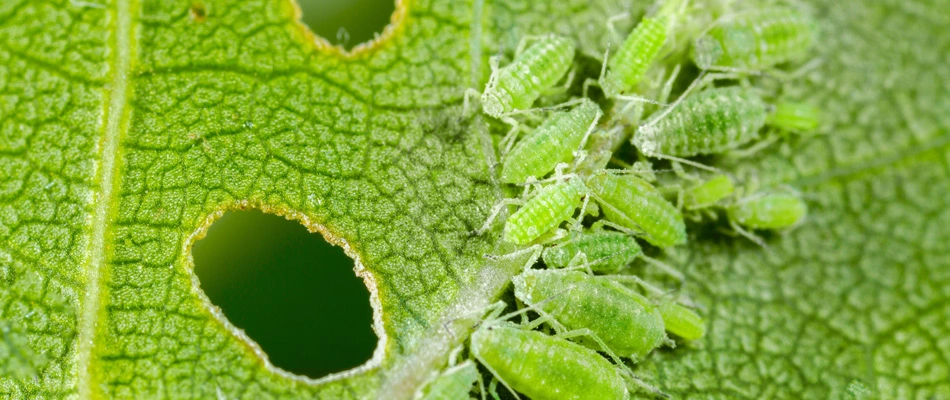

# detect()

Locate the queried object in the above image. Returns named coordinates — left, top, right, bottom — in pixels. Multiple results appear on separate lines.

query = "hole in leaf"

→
left=296, top=0, right=396, bottom=50
left=192, top=209, right=377, bottom=378
left=190, top=3, right=207, bottom=22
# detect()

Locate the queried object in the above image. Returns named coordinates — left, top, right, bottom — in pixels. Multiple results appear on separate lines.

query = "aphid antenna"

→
left=473, top=198, right=525, bottom=236
left=472, top=353, right=521, bottom=400
left=589, top=213, right=651, bottom=240
left=619, top=369, right=671, bottom=399
left=639, top=254, right=685, bottom=281
left=727, top=134, right=781, bottom=159
left=513, top=34, right=556, bottom=56
left=728, top=219, right=770, bottom=250
left=657, top=155, right=720, bottom=173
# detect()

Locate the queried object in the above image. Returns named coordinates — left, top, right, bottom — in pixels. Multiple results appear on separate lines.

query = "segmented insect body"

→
left=586, top=171, right=686, bottom=248
left=684, top=174, right=735, bottom=210
left=691, top=8, right=818, bottom=71
left=470, top=325, right=629, bottom=400
left=417, top=361, right=478, bottom=400
left=541, top=230, right=643, bottom=274
left=501, top=99, right=603, bottom=183
left=767, top=101, right=821, bottom=133
left=513, top=269, right=667, bottom=360
left=504, top=177, right=586, bottom=245
left=728, top=191, right=807, bottom=230
left=634, top=86, right=768, bottom=157
left=482, top=36, right=576, bottom=117
left=658, top=301, right=706, bottom=340
left=600, top=6, right=675, bottom=97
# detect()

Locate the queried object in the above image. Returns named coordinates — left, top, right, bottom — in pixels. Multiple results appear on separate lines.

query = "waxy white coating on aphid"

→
left=586, top=171, right=686, bottom=248
left=513, top=269, right=668, bottom=360
left=600, top=0, right=685, bottom=97
left=542, top=230, right=643, bottom=274
left=728, top=191, right=807, bottom=230
left=691, top=8, right=818, bottom=71
left=470, top=325, right=629, bottom=400
left=684, top=174, right=735, bottom=210
left=501, top=99, right=603, bottom=184
left=504, top=177, right=586, bottom=245
left=416, top=360, right=478, bottom=400
left=634, top=86, right=768, bottom=157
left=481, top=36, right=576, bottom=117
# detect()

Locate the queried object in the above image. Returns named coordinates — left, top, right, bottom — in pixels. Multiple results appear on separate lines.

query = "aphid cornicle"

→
left=503, top=176, right=587, bottom=245
left=586, top=171, right=686, bottom=248
left=416, top=360, right=478, bottom=400
left=728, top=191, right=807, bottom=230
left=684, top=174, right=735, bottom=210
left=471, top=325, right=630, bottom=400
left=691, top=8, right=818, bottom=71
left=512, top=269, right=668, bottom=360
left=501, top=99, right=603, bottom=184
left=481, top=35, right=576, bottom=118
left=634, top=86, right=768, bottom=158
left=541, top=230, right=643, bottom=274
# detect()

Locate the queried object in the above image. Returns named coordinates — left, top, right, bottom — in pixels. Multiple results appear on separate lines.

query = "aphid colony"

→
left=418, top=2, right=819, bottom=399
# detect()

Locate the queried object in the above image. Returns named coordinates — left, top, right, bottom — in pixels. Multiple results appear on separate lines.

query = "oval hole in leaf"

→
left=296, top=0, right=396, bottom=50
left=192, top=209, right=377, bottom=378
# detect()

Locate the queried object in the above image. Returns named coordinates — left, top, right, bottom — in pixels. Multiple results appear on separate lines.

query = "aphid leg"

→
left=498, top=116, right=524, bottom=156
left=513, top=34, right=552, bottom=56
left=728, top=133, right=780, bottom=159
left=463, top=88, right=482, bottom=117
left=620, top=370, right=671, bottom=399
left=556, top=328, right=624, bottom=362
left=764, top=57, right=824, bottom=82
left=486, top=244, right=543, bottom=273
left=589, top=212, right=648, bottom=238
left=476, top=368, right=488, bottom=400
left=582, top=77, right=600, bottom=98
left=650, top=152, right=719, bottom=173
left=541, top=68, right=576, bottom=97
left=474, top=198, right=525, bottom=236
left=728, top=219, right=769, bottom=249
left=564, top=252, right=597, bottom=275
left=639, top=255, right=685, bottom=281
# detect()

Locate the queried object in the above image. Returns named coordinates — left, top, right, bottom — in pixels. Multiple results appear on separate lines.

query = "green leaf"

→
left=0, top=0, right=947, bottom=399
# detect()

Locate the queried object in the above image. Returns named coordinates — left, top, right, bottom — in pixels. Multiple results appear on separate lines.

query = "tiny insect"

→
left=512, top=269, right=669, bottom=361
left=586, top=171, right=687, bottom=249
left=501, top=99, right=603, bottom=184
left=727, top=190, right=807, bottom=246
left=480, top=35, right=576, bottom=118
left=691, top=8, right=819, bottom=72
left=683, top=174, right=735, bottom=211
left=415, top=358, right=479, bottom=400
left=658, top=301, right=706, bottom=341
left=767, top=101, right=821, bottom=133
left=541, top=229, right=684, bottom=279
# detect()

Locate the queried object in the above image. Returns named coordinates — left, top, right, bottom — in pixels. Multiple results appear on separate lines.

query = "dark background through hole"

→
left=296, top=0, right=396, bottom=50
left=192, top=209, right=377, bottom=378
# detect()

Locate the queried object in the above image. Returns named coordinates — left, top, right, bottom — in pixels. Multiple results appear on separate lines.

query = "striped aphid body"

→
left=586, top=171, right=686, bottom=248
left=501, top=99, right=603, bottom=183
left=416, top=360, right=478, bottom=400
left=600, top=8, right=675, bottom=98
left=684, top=174, right=735, bottom=210
left=503, top=176, right=587, bottom=245
left=482, top=35, right=576, bottom=117
left=542, top=230, right=643, bottom=274
left=512, top=269, right=668, bottom=360
left=470, top=325, right=630, bottom=400
left=658, top=301, right=706, bottom=341
left=728, top=191, right=807, bottom=230
left=634, top=86, right=768, bottom=158
left=692, top=8, right=818, bottom=71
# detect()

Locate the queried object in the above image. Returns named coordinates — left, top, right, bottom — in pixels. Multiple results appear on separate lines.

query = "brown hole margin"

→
left=290, top=0, right=409, bottom=58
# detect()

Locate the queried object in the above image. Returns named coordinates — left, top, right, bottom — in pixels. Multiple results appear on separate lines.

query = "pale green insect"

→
left=683, top=174, right=735, bottom=211
left=501, top=99, right=603, bottom=184
left=658, top=301, right=706, bottom=341
left=481, top=35, right=576, bottom=118
left=691, top=8, right=819, bottom=72
left=586, top=171, right=687, bottom=248
left=541, top=230, right=684, bottom=279
left=512, top=269, right=669, bottom=361
left=767, top=101, right=821, bottom=133
left=416, top=360, right=478, bottom=400
left=728, top=191, right=807, bottom=230
left=499, top=175, right=589, bottom=245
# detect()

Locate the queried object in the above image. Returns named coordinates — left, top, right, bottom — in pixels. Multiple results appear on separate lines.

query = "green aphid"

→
left=542, top=230, right=643, bottom=274
left=728, top=191, right=807, bottom=230
left=501, top=99, right=603, bottom=184
left=503, top=176, right=587, bottom=245
left=658, top=301, right=706, bottom=341
left=692, top=8, right=818, bottom=71
left=481, top=35, right=576, bottom=118
left=586, top=171, right=687, bottom=248
left=471, top=325, right=631, bottom=400
left=599, top=0, right=686, bottom=98
left=767, top=101, right=821, bottom=133
left=416, top=360, right=478, bottom=400
left=512, top=269, right=668, bottom=361
left=684, top=174, right=735, bottom=211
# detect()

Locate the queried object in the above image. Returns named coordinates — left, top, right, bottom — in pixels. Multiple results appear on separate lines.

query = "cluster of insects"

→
left=420, top=1, right=820, bottom=399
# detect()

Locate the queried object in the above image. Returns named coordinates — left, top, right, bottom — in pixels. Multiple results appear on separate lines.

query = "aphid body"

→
left=471, top=325, right=630, bottom=400
left=501, top=99, right=603, bottom=184
left=513, top=269, right=668, bottom=360
left=482, top=36, right=576, bottom=117
left=658, top=301, right=706, bottom=341
left=634, top=86, right=768, bottom=158
left=416, top=360, right=478, bottom=400
left=542, top=230, right=643, bottom=274
left=504, top=176, right=586, bottom=245
left=691, top=8, right=818, bottom=71
left=586, top=171, right=686, bottom=248
left=684, top=174, right=734, bottom=210
left=767, top=101, right=821, bottom=133
left=728, top=191, right=807, bottom=230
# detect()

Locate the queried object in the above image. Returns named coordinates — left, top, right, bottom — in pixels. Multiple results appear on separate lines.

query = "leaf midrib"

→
left=77, top=0, right=137, bottom=398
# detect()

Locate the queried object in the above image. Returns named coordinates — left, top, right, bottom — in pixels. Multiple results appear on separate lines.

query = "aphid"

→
left=728, top=191, right=807, bottom=231
left=586, top=171, right=686, bottom=248
left=501, top=99, right=603, bottom=184
left=477, top=174, right=588, bottom=245
left=658, top=301, right=706, bottom=341
left=767, top=101, right=821, bottom=133
left=691, top=8, right=819, bottom=72
left=512, top=269, right=668, bottom=360
left=634, top=86, right=769, bottom=159
left=416, top=360, right=478, bottom=400
left=599, top=0, right=687, bottom=98
left=683, top=174, right=735, bottom=211
left=481, top=35, right=576, bottom=118
left=541, top=230, right=684, bottom=279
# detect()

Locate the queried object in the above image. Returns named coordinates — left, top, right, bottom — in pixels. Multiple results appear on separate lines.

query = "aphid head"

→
left=631, top=125, right=659, bottom=156
left=691, top=36, right=723, bottom=69
left=480, top=89, right=511, bottom=118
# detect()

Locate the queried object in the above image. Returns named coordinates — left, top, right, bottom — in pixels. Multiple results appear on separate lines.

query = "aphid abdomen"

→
left=513, top=270, right=667, bottom=359
left=586, top=172, right=686, bottom=248
left=692, top=8, right=817, bottom=70
left=658, top=302, right=706, bottom=341
left=482, top=36, right=576, bottom=116
left=601, top=16, right=669, bottom=97
left=541, top=230, right=642, bottom=273
left=634, top=87, right=768, bottom=157
left=728, top=191, right=807, bottom=230
left=501, top=100, right=602, bottom=183
left=504, top=179, right=583, bottom=244
left=767, top=101, right=821, bottom=132
left=417, top=361, right=478, bottom=400
left=685, top=174, right=735, bottom=210
left=471, top=326, right=629, bottom=400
